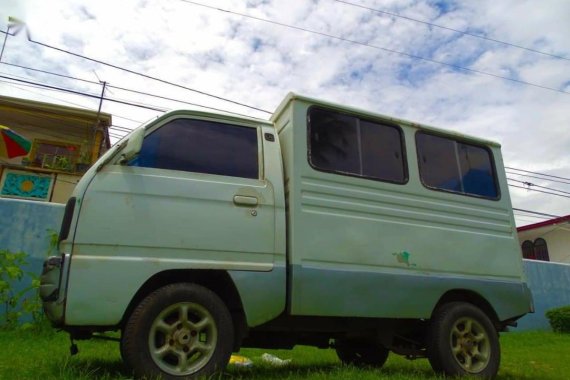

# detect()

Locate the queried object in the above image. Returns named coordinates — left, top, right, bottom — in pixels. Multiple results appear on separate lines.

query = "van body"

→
left=41, top=93, right=532, bottom=379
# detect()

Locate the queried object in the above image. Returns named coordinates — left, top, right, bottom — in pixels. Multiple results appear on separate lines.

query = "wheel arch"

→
left=120, top=269, right=247, bottom=349
left=433, top=289, right=500, bottom=327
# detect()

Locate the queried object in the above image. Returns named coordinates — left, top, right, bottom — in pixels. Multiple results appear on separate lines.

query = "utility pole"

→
left=0, top=28, right=10, bottom=62
left=89, top=81, right=107, bottom=164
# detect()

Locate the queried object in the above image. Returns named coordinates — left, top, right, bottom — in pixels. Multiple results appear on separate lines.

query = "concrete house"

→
left=0, top=95, right=111, bottom=203
left=518, top=215, right=570, bottom=264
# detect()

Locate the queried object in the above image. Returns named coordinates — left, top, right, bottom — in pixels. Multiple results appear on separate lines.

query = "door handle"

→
left=233, top=195, right=258, bottom=207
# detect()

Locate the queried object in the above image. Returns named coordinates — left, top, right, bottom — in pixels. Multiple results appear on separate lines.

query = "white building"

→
left=517, top=215, right=570, bottom=264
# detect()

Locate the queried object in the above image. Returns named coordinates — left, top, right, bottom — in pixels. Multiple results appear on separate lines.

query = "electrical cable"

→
left=514, top=214, right=553, bottom=222
left=20, top=35, right=273, bottom=114
left=0, top=61, right=99, bottom=85
left=506, top=171, right=570, bottom=186
left=1, top=61, right=266, bottom=119
left=333, top=0, right=570, bottom=62
left=1, top=77, right=147, bottom=127
left=512, top=208, right=560, bottom=218
left=506, top=166, right=570, bottom=182
left=0, top=74, right=168, bottom=112
left=179, top=1, right=570, bottom=96
left=507, top=177, right=570, bottom=196
left=0, top=79, right=97, bottom=110
left=508, top=183, right=570, bottom=199
left=109, top=125, right=132, bottom=133
left=107, top=84, right=261, bottom=119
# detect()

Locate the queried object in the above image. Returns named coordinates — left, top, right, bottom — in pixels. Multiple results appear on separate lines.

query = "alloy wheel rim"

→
left=449, top=316, right=491, bottom=373
left=149, top=302, right=217, bottom=376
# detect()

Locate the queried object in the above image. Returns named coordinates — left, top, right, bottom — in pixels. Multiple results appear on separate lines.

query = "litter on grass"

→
left=229, top=354, right=253, bottom=367
left=261, top=353, right=291, bottom=366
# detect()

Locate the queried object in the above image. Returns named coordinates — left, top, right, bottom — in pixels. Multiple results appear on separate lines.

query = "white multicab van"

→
left=40, top=93, right=533, bottom=379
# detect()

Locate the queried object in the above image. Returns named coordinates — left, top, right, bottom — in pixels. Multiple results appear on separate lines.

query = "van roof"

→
left=158, top=109, right=273, bottom=128
left=271, top=92, right=501, bottom=148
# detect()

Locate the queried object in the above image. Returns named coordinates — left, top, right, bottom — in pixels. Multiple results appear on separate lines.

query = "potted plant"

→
left=75, top=150, right=92, bottom=173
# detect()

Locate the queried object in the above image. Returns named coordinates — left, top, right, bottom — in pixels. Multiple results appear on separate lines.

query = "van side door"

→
left=65, top=115, right=277, bottom=325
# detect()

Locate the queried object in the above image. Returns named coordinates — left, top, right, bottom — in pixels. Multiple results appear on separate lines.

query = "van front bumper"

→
left=40, top=254, right=69, bottom=326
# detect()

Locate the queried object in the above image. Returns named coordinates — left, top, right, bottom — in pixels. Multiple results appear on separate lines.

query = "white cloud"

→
left=0, top=0, right=569, bottom=225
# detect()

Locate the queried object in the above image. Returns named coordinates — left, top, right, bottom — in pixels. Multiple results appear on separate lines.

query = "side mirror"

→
left=119, top=127, right=145, bottom=165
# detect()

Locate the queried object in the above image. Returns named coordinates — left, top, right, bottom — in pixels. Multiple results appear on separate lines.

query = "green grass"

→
left=0, top=330, right=568, bottom=379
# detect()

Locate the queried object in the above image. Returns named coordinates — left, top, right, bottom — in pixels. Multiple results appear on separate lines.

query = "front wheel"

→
left=121, top=283, right=234, bottom=379
left=427, top=302, right=500, bottom=379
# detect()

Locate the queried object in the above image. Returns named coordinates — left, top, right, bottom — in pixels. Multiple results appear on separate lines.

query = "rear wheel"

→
left=121, top=283, right=233, bottom=379
left=427, top=302, right=500, bottom=379
left=335, top=338, right=389, bottom=368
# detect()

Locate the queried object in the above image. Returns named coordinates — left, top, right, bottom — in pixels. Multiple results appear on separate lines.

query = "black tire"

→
left=335, top=338, right=389, bottom=368
left=427, top=302, right=500, bottom=379
left=121, top=283, right=234, bottom=380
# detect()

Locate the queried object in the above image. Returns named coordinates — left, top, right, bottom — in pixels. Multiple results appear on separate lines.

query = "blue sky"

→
left=0, top=0, right=569, bottom=224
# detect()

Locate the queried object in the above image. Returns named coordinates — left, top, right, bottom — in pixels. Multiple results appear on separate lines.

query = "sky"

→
left=0, top=0, right=569, bottom=226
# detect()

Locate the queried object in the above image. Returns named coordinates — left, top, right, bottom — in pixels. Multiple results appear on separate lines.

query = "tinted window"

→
left=131, top=119, right=258, bottom=179
left=416, top=132, right=498, bottom=199
left=309, top=108, right=406, bottom=184
left=309, top=109, right=360, bottom=174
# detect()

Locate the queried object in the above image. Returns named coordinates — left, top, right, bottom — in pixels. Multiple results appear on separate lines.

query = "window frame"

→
left=521, top=240, right=535, bottom=260
left=415, top=131, right=501, bottom=201
left=132, top=115, right=263, bottom=181
left=306, top=105, right=409, bottom=185
left=533, top=238, right=550, bottom=262
left=29, top=139, right=81, bottom=172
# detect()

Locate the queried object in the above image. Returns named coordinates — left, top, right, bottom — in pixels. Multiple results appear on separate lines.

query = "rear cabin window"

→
left=308, top=107, right=406, bottom=184
left=416, top=132, right=498, bottom=199
left=131, top=118, right=259, bottom=179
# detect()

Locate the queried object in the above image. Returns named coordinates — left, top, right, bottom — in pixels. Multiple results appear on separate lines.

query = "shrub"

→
left=545, top=305, right=570, bottom=333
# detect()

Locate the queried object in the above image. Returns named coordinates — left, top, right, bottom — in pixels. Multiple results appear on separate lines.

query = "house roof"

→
left=517, top=215, right=570, bottom=232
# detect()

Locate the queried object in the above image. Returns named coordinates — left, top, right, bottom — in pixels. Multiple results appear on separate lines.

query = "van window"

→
left=308, top=107, right=406, bottom=184
left=416, top=132, right=498, bottom=199
left=131, top=118, right=259, bottom=179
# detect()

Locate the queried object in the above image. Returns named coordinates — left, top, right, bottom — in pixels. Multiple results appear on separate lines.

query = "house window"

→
left=416, top=132, right=498, bottom=199
left=521, top=240, right=535, bottom=260
left=31, top=140, right=80, bottom=172
left=521, top=239, right=550, bottom=261
left=308, top=107, right=407, bottom=184
left=534, top=238, right=550, bottom=261
left=130, top=118, right=259, bottom=179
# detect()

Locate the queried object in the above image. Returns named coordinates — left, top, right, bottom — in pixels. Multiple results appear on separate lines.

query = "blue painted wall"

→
left=516, top=260, right=570, bottom=330
left=0, top=198, right=569, bottom=330
left=0, top=198, right=64, bottom=322
left=0, top=198, right=64, bottom=259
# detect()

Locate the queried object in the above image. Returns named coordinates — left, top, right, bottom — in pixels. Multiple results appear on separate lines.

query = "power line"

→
left=110, top=125, right=133, bottom=133
left=506, top=171, right=570, bottom=186
left=514, top=213, right=553, bottom=221
left=333, top=0, right=570, bottom=62
left=1, top=61, right=264, bottom=119
left=515, top=215, right=552, bottom=224
left=1, top=76, right=148, bottom=126
left=0, top=78, right=97, bottom=110
left=112, top=114, right=144, bottom=124
left=18, top=34, right=272, bottom=115
left=508, top=183, right=570, bottom=199
left=0, top=74, right=168, bottom=112
left=1, top=61, right=99, bottom=85
left=107, top=83, right=258, bottom=119
left=506, top=166, right=570, bottom=182
left=179, top=1, right=570, bottom=96
left=512, top=208, right=560, bottom=218
left=507, top=177, right=570, bottom=196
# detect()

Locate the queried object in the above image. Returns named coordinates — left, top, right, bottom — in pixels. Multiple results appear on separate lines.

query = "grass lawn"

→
left=0, top=329, right=568, bottom=379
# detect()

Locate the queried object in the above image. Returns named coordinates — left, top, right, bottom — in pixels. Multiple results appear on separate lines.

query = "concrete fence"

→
left=1, top=198, right=570, bottom=330
left=516, top=259, right=570, bottom=330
